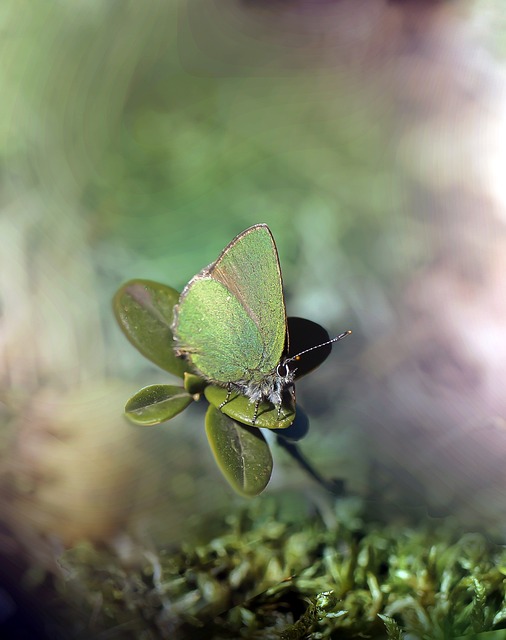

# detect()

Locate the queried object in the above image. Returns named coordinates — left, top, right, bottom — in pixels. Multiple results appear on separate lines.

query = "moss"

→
left=56, top=495, right=506, bottom=639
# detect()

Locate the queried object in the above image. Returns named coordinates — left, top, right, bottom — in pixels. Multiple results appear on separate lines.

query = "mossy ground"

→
left=54, top=494, right=506, bottom=640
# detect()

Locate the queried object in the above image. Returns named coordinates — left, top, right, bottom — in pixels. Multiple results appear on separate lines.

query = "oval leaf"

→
left=205, top=404, right=273, bottom=496
left=125, top=384, right=193, bottom=426
left=204, top=385, right=295, bottom=430
left=113, top=280, right=190, bottom=378
left=287, top=316, right=332, bottom=379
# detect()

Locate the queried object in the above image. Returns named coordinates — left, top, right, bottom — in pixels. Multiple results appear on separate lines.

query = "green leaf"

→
left=125, top=384, right=193, bottom=426
left=378, top=614, right=405, bottom=640
left=205, top=404, right=273, bottom=496
left=183, top=372, right=207, bottom=396
left=204, top=385, right=295, bottom=430
left=113, top=279, right=190, bottom=378
left=470, top=577, right=487, bottom=632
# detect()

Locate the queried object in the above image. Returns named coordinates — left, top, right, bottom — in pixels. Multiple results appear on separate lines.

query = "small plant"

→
left=59, top=496, right=506, bottom=639
left=113, top=225, right=350, bottom=496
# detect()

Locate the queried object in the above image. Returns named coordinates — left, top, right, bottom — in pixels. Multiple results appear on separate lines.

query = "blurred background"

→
left=2, top=0, right=506, bottom=634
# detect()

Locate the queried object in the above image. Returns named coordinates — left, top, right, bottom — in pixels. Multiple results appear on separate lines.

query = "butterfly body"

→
left=229, top=361, right=295, bottom=407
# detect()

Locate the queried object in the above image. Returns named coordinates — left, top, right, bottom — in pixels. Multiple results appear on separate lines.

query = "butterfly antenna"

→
left=289, top=330, right=352, bottom=362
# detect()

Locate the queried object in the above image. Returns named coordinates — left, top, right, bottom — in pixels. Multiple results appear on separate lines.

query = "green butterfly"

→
left=172, top=224, right=350, bottom=425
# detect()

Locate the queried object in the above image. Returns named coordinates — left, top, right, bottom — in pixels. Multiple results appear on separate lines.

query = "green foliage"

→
left=184, top=372, right=208, bottom=395
left=205, top=405, right=273, bottom=497
left=113, top=280, right=190, bottom=378
left=58, top=496, right=506, bottom=639
left=279, top=591, right=344, bottom=639
left=378, top=613, right=405, bottom=640
left=204, top=385, right=295, bottom=430
left=113, top=278, right=337, bottom=496
left=124, top=384, right=193, bottom=426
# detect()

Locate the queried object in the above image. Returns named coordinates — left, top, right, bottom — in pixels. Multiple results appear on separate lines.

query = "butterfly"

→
left=172, top=224, right=350, bottom=426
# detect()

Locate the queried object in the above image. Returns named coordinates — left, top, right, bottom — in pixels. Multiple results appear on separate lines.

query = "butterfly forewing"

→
left=210, top=224, right=286, bottom=372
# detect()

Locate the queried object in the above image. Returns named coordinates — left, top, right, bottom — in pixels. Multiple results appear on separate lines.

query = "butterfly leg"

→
left=252, top=399, right=260, bottom=425
left=218, top=383, right=233, bottom=410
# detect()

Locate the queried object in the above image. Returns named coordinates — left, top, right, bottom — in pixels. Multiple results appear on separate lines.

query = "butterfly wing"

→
left=173, top=224, right=287, bottom=384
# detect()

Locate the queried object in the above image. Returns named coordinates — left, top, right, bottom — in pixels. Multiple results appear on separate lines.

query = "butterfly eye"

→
left=277, top=363, right=289, bottom=378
